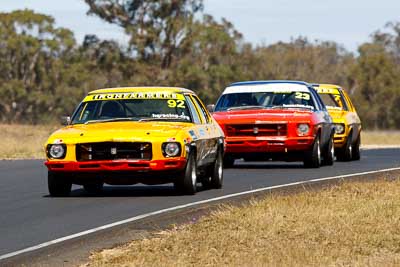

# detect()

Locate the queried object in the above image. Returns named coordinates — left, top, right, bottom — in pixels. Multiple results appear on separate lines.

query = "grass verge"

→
left=362, top=131, right=400, bottom=146
left=0, top=124, right=57, bottom=159
left=85, top=179, right=400, bottom=266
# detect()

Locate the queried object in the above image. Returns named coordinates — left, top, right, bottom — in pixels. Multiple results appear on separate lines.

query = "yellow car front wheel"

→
left=337, top=133, right=354, bottom=161
left=175, top=152, right=197, bottom=195
left=352, top=135, right=361, bottom=161
left=48, top=171, right=72, bottom=197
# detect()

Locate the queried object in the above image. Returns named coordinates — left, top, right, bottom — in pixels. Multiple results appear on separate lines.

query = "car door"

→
left=340, top=89, right=361, bottom=143
left=189, top=94, right=220, bottom=165
left=184, top=94, right=209, bottom=167
left=310, top=87, right=333, bottom=146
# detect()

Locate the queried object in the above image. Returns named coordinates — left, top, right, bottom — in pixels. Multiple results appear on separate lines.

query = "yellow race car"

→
left=313, top=84, right=361, bottom=161
left=45, top=87, right=225, bottom=196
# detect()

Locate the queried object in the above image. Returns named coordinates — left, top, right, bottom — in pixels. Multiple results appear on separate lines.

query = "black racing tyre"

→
left=303, top=136, right=321, bottom=168
left=352, top=134, right=361, bottom=161
left=322, top=135, right=334, bottom=166
left=48, top=171, right=72, bottom=197
left=223, top=155, right=235, bottom=168
left=203, top=149, right=224, bottom=189
left=337, top=132, right=353, bottom=161
left=83, top=182, right=104, bottom=195
left=176, top=152, right=197, bottom=195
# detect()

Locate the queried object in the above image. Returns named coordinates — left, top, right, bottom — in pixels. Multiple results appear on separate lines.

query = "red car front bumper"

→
left=225, top=136, right=315, bottom=153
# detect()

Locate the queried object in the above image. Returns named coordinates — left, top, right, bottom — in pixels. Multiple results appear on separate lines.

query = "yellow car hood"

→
left=327, top=109, right=346, bottom=122
left=48, top=121, right=191, bottom=144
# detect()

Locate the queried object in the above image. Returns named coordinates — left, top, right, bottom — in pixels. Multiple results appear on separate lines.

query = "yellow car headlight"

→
left=47, top=144, right=66, bottom=159
left=334, top=123, right=345, bottom=134
left=162, top=142, right=181, bottom=157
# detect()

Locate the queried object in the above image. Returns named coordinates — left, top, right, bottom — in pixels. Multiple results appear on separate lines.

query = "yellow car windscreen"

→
left=316, top=88, right=348, bottom=111
left=72, top=92, right=192, bottom=124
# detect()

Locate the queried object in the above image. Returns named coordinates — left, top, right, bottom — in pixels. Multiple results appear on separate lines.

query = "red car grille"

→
left=76, top=142, right=152, bottom=162
left=225, top=124, right=287, bottom=137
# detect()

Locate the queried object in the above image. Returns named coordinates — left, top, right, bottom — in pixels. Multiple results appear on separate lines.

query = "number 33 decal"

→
left=168, top=100, right=185, bottom=108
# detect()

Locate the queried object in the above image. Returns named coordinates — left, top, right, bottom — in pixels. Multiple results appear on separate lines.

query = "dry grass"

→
left=362, top=131, right=400, bottom=145
left=85, top=179, right=400, bottom=267
left=0, top=124, right=58, bottom=159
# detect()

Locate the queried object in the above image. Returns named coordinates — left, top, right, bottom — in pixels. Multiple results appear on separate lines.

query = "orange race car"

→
left=210, top=81, right=335, bottom=168
left=313, top=84, right=361, bottom=161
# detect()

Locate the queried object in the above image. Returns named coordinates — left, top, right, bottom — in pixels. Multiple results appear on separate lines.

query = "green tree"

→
left=80, top=34, right=127, bottom=87
left=250, top=37, right=355, bottom=87
left=84, top=0, right=203, bottom=69
left=351, top=43, right=399, bottom=129
left=170, top=15, right=243, bottom=103
left=0, top=9, right=77, bottom=123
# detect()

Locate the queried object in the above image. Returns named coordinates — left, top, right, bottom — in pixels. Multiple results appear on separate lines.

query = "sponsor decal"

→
left=316, top=88, right=340, bottom=95
left=199, top=128, right=206, bottom=136
left=151, top=113, right=190, bottom=121
left=188, top=130, right=198, bottom=140
left=84, top=92, right=185, bottom=101
left=282, top=104, right=314, bottom=109
left=327, top=106, right=343, bottom=110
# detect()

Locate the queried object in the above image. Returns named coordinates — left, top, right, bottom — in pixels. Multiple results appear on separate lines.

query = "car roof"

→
left=223, top=80, right=312, bottom=94
left=312, top=83, right=342, bottom=90
left=88, top=87, right=195, bottom=95
left=230, top=80, right=310, bottom=87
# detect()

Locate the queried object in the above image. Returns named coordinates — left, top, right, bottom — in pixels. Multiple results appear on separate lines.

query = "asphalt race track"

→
left=0, top=148, right=399, bottom=261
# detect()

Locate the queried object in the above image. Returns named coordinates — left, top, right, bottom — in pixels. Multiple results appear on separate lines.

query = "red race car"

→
left=211, top=81, right=335, bottom=168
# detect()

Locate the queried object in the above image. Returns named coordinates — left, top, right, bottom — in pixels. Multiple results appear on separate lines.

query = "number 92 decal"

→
left=168, top=99, right=186, bottom=108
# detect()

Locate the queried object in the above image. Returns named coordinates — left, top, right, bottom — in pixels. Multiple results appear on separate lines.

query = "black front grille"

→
left=76, top=142, right=152, bottom=161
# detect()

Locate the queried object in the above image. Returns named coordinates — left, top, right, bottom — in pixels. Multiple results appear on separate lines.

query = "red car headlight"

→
left=297, top=124, right=310, bottom=136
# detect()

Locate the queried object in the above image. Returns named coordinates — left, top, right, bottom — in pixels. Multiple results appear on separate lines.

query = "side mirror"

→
left=207, top=104, right=215, bottom=113
left=61, top=116, right=71, bottom=126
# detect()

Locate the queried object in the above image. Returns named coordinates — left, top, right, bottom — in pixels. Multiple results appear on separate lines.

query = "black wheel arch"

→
left=217, top=137, right=225, bottom=154
left=315, top=127, right=322, bottom=142
left=347, top=127, right=354, bottom=144
left=185, top=142, right=197, bottom=158
left=348, top=123, right=361, bottom=144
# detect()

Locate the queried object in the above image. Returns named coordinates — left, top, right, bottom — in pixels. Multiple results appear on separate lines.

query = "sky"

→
left=1, top=0, right=399, bottom=52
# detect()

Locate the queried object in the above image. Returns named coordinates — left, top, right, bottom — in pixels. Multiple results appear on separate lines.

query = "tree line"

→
left=0, top=0, right=399, bottom=129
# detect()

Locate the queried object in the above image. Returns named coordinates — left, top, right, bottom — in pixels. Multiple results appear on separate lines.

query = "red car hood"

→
left=213, top=109, right=313, bottom=124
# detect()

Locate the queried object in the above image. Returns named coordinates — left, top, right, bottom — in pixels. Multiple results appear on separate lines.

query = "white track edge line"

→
left=1, top=166, right=400, bottom=261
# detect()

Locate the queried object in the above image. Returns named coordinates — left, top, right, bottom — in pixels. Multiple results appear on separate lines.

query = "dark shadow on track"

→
left=42, top=184, right=212, bottom=198
left=227, top=161, right=305, bottom=169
